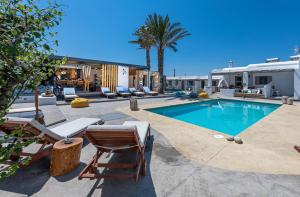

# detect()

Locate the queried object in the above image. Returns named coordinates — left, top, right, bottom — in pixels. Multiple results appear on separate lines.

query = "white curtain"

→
left=242, top=72, right=249, bottom=90
left=82, top=65, right=91, bottom=91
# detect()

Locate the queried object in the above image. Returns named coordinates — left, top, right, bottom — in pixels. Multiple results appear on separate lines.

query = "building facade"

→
left=210, top=56, right=300, bottom=99
left=166, top=75, right=222, bottom=92
left=52, top=56, right=159, bottom=93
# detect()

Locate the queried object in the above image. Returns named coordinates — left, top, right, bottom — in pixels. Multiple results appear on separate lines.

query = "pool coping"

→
left=118, top=97, right=300, bottom=175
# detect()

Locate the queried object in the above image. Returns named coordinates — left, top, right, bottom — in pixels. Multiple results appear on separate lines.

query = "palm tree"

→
left=146, top=13, right=190, bottom=93
left=129, top=25, right=155, bottom=87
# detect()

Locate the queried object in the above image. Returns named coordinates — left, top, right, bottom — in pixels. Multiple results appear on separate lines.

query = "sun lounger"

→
left=78, top=121, right=151, bottom=182
left=143, top=86, right=158, bottom=96
left=129, top=87, right=145, bottom=97
left=116, top=86, right=131, bottom=97
left=0, top=117, right=103, bottom=163
left=101, top=87, right=117, bottom=98
left=63, top=88, right=79, bottom=101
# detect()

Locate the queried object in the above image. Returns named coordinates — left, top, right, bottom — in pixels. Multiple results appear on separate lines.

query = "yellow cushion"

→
left=198, top=92, right=208, bottom=98
left=71, top=98, right=89, bottom=108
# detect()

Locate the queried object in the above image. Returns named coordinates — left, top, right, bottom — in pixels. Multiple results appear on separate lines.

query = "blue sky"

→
left=56, top=0, right=300, bottom=76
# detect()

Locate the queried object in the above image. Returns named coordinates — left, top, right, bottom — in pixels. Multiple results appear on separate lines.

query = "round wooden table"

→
left=50, top=138, right=83, bottom=176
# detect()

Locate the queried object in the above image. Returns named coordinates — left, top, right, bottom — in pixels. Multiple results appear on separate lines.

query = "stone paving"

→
left=1, top=98, right=300, bottom=197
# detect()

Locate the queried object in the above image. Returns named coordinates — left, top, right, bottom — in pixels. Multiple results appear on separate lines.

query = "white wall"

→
left=294, top=67, right=300, bottom=99
left=253, top=71, right=294, bottom=96
left=117, top=66, right=129, bottom=88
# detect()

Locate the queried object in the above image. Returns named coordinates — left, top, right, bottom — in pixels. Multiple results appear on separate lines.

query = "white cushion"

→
left=123, top=121, right=150, bottom=146
left=63, top=88, right=76, bottom=95
left=50, top=118, right=102, bottom=139
left=101, top=87, right=110, bottom=93
left=86, top=121, right=150, bottom=146
left=64, top=95, right=79, bottom=99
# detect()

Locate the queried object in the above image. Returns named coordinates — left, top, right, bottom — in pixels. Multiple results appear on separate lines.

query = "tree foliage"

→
left=131, top=13, right=190, bottom=93
left=0, top=0, right=64, bottom=180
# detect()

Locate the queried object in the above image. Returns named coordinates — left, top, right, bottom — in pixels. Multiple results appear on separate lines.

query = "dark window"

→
left=188, top=80, right=194, bottom=86
left=212, top=81, right=217, bottom=86
left=255, top=76, right=272, bottom=85
left=235, top=76, right=242, bottom=87
left=175, top=80, right=179, bottom=85
left=168, top=80, right=172, bottom=86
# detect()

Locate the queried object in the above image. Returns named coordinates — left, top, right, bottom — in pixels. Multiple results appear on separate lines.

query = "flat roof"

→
left=53, top=55, right=147, bottom=69
left=167, top=75, right=222, bottom=80
left=211, top=60, right=299, bottom=74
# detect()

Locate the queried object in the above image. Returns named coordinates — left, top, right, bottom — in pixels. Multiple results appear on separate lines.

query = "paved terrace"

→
left=0, top=98, right=300, bottom=196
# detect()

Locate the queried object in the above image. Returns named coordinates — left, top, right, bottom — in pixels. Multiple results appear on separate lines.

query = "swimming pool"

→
left=146, top=99, right=280, bottom=136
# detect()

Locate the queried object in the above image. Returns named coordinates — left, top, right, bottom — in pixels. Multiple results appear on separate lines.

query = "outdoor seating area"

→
left=2, top=1, right=300, bottom=196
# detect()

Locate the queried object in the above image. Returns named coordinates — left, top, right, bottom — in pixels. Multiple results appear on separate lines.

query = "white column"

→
left=242, top=71, right=249, bottom=90
left=205, top=72, right=213, bottom=95
left=208, top=72, right=212, bottom=87
left=294, top=62, right=300, bottom=99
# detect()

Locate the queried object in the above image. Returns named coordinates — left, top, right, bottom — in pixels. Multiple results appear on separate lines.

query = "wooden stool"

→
left=50, top=138, right=83, bottom=176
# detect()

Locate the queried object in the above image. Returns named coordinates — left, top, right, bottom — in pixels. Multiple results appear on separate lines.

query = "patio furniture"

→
left=0, top=117, right=103, bottom=164
left=116, top=86, right=131, bottom=97
left=142, top=86, right=158, bottom=96
left=63, top=88, right=79, bottom=101
left=101, top=87, right=117, bottom=98
left=71, top=98, right=89, bottom=108
left=282, top=96, right=288, bottom=104
left=78, top=121, right=151, bottom=182
left=50, top=138, right=83, bottom=176
left=129, top=87, right=145, bottom=97
left=287, top=97, right=294, bottom=105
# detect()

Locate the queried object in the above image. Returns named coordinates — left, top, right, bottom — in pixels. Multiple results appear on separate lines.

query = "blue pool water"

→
left=146, top=99, right=280, bottom=136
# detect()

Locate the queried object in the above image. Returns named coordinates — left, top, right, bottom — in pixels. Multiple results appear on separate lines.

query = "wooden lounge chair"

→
left=101, top=87, right=117, bottom=98
left=143, top=86, right=158, bottom=96
left=129, top=87, right=145, bottom=97
left=78, top=121, right=151, bottom=182
left=116, top=86, right=131, bottom=97
left=0, top=117, right=103, bottom=164
left=63, top=87, right=79, bottom=101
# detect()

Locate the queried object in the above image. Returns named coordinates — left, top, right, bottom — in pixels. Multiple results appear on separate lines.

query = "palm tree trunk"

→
left=146, top=48, right=151, bottom=88
left=158, top=48, right=164, bottom=94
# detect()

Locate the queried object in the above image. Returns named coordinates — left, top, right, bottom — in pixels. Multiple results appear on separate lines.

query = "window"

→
left=168, top=80, right=172, bottom=86
left=188, top=80, right=194, bottom=86
left=212, top=81, right=217, bottom=86
left=255, top=76, right=272, bottom=85
left=235, top=76, right=242, bottom=88
left=175, top=80, right=179, bottom=85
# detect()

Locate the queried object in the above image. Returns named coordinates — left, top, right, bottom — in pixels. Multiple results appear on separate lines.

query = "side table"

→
left=50, top=138, right=83, bottom=176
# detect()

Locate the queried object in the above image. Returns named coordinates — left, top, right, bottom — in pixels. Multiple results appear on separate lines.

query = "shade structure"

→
left=242, top=71, right=249, bottom=90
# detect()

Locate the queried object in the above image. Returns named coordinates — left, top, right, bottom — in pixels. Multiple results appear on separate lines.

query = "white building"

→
left=166, top=75, right=222, bottom=92
left=209, top=56, right=300, bottom=99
